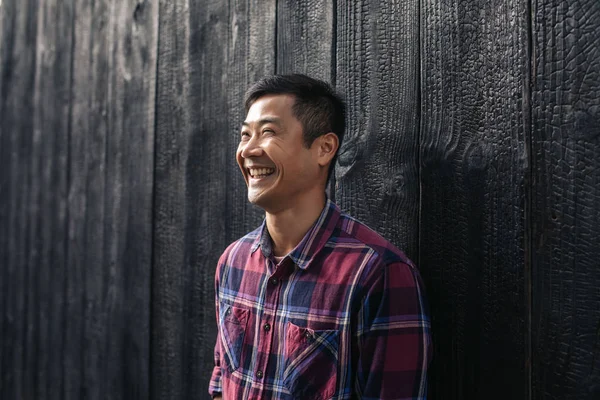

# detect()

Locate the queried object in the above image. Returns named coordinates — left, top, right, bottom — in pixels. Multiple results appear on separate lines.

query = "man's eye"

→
left=263, top=129, right=274, bottom=135
left=240, top=131, right=250, bottom=139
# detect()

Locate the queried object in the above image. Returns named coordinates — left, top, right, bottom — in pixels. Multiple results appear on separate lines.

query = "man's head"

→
left=236, top=74, right=346, bottom=212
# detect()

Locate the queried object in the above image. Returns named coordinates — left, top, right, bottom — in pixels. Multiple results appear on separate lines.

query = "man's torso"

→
left=213, top=200, right=425, bottom=399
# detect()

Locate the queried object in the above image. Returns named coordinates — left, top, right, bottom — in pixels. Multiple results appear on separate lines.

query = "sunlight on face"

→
left=236, top=94, right=321, bottom=212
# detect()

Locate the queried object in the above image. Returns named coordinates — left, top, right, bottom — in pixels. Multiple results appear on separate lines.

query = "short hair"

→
left=244, top=74, right=346, bottom=183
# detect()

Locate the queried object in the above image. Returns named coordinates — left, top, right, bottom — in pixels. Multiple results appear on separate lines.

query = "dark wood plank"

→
left=0, top=1, right=40, bottom=398
left=152, top=1, right=219, bottom=397
left=66, top=0, right=157, bottom=398
left=152, top=1, right=274, bottom=399
left=420, top=0, right=529, bottom=398
left=29, top=1, right=74, bottom=398
left=276, top=0, right=334, bottom=82
left=335, top=0, right=420, bottom=259
left=531, top=0, right=600, bottom=398
left=104, top=1, right=157, bottom=398
left=64, top=0, right=97, bottom=396
left=151, top=3, right=191, bottom=397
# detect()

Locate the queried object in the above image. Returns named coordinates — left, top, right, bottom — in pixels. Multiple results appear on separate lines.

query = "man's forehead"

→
left=243, top=94, right=296, bottom=126
left=241, top=116, right=283, bottom=127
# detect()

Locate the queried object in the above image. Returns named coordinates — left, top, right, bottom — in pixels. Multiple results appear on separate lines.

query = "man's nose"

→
left=240, top=135, right=263, bottom=158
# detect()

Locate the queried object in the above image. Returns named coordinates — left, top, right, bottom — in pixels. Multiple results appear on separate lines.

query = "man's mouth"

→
left=247, top=167, right=276, bottom=179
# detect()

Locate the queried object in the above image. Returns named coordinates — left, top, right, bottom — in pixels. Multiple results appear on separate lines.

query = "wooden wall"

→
left=1, top=0, right=599, bottom=399
left=1, top=0, right=157, bottom=398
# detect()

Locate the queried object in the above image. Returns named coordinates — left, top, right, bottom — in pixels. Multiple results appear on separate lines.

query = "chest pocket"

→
left=219, top=303, right=249, bottom=373
left=283, top=321, right=340, bottom=400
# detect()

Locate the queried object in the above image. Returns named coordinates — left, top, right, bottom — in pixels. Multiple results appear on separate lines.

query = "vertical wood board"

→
left=67, top=0, right=112, bottom=397
left=151, top=0, right=194, bottom=396
left=531, top=0, right=600, bottom=398
left=0, top=1, right=40, bottom=398
left=29, top=0, right=73, bottom=397
left=335, top=0, right=421, bottom=260
left=276, top=0, right=335, bottom=82
left=420, top=0, right=529, bottom=397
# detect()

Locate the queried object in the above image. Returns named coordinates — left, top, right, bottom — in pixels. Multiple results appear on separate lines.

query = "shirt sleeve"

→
left=208, top=328, right=222, bottom=397
left=208, top=263, right=223, bottom=397
left=354, top=260, right=432, bottom=399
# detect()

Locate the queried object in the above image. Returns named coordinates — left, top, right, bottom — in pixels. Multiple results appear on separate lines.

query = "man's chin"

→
left=247, top=191, right=267, bottom=207
left=247, top=191, right=278, bottom=212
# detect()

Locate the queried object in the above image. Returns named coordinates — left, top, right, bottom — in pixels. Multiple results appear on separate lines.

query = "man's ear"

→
left=315, top=132, right=339, bottom=167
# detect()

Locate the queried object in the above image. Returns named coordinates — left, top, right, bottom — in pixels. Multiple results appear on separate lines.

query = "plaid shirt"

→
left=209, top=199, right=431, bottom=399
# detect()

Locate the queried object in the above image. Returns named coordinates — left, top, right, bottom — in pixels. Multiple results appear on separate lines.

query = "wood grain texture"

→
left=420, top=0, right=529, bottom=398
left=152, top=0, right=194, bottom=397
left=0, top=0, right=156, bottom=397
left=66, top=1, right=109, bottom=397
left=1, top=1, right=599, bottom=399
left=276, top=0, right=334, bottom=82
left=335, top=0, right=420, bottom=259
left=531, top=0, right=600, bottom=398
left=67, top=0, right=157, bottom=398
left=152, top=1, right=275, bottom=399
left=29, top=1, right=74, bottom=398
left=0, top=1, right=41, bottom=398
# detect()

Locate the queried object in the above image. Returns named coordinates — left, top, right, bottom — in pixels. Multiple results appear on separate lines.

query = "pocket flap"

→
left=283, top=321, right=339, bottom=400
left=222, top=303, right=249, bottom=325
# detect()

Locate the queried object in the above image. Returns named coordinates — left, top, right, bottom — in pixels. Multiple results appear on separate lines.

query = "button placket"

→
left=253, top=273, right=282, bottom=386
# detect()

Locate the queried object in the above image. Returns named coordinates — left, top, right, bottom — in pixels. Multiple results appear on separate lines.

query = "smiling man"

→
left=209, top=74, right=431, bottom=399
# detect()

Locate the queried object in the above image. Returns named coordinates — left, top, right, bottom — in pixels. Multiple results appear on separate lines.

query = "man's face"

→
left=236, top=94, right=321, bottom=211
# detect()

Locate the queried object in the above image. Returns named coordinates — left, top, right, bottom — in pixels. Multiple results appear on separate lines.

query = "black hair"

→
left=244, top=74, right=346, bottom=184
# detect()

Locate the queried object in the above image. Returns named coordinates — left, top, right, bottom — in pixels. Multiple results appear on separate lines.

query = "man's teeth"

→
left=249, top=167, right=275, bottom=177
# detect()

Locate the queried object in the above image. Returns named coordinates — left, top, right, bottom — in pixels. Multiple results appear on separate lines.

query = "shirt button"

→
left=256, top=370, right=263, bottom=379
left=263, top=323, right=271, bottom=332
left=305, top=331, right=311, bottom=339
left=270, top=278, right=278, bottom=285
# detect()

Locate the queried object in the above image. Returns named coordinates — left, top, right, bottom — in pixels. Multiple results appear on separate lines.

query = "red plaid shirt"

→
left=210, top=199, right=431, bottom=399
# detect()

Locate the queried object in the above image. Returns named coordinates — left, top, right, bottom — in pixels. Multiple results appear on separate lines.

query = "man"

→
left=209, top=74, right=431, bottom=399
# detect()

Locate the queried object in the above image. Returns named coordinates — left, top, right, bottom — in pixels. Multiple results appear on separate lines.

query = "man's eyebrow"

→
left=241, top=118, right=282, bottom=128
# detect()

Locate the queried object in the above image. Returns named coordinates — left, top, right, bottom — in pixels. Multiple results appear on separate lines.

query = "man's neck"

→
left=265, top=192, right=327, bottom=257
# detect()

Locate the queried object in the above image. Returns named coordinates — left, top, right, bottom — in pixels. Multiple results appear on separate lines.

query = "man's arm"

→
left=354, top=261, right=432, bottom=399
left=208, top=332, right=223, bottom=398
left=209, top=261, right=223, bottom=398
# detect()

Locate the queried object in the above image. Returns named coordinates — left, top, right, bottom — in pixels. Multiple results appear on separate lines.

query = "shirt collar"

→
left=250, top=199, right=341, bottom=270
